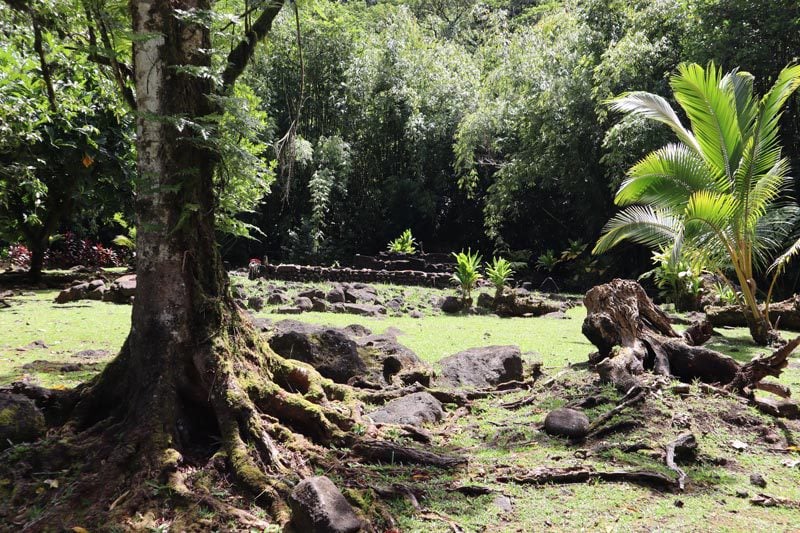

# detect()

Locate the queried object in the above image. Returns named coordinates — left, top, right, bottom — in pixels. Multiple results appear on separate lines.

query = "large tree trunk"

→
left=1, top=1, right=359, bottom=528
left=27, top=238, right=46, bottom=283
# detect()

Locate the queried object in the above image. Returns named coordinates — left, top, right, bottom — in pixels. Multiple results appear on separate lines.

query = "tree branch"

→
left=32, top=18, right=58, bottom=113
left=221, top=0, right=285, bottom=90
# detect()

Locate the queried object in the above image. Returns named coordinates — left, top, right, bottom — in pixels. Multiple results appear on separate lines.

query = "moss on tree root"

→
left=0, top=311, right=365, bottom=529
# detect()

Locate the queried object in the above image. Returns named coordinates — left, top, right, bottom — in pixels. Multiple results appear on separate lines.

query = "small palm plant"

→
left=536, top=249, right=559, bottom=272
left=387, top=229, right=417, bottom=254
left=452, top=249, right=482, bottom=302
left=594, top=62, right=800, bottom=345
left=486, top=256, right=514, bottom=296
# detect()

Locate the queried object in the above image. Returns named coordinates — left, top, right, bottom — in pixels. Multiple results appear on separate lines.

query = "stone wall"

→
left=249, top=263, right=452, bottom=288
left=352, top=252, right=455, bottom=273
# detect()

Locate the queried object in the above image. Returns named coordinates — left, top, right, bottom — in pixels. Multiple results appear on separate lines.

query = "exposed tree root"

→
left=496, top=465, right=677, bottom=491
left=750, top=493, right=800, bottom=509
left=0, top=311, right=369, bottom=529
left=665, top=432, right=697, bottom=491
left=352, top=439, right=467, bottom=468
left=586, top=385, right=647, bottom=438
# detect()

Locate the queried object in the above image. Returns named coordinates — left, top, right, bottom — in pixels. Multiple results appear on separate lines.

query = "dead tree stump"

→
left=582, top=279, right=795, bottom=394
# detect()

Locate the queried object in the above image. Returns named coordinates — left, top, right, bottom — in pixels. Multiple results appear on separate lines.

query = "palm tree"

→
left=594, top=62, right=800, bottom=345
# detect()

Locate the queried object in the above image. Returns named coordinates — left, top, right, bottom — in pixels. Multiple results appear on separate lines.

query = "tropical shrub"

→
left=486, top=257, right=514, bottom=295
left=452, top=249, right=482, bottom=301
left=387, top=229, right=417, bottom=255
left=5, top=244, right=32, bottom=269
left=46, top=233, right=121, bottom=269
left=639, top=247, right=705, bottom=311
left=536, top=250, right=559, bottom=273
left=112, top=213, right=137, bottom=254
left=711, top=281, right=738, bottom=306
left=594, top=62, right=800, bottom=344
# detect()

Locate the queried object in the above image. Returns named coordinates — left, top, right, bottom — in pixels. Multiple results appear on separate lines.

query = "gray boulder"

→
left=275, top=306, right=303, bottom=314
left=289, top=476, right=365, bottom=533
left=0, top=393, right=46, bottom=450
left=356, top=333, right=432, bottom=387
left=102, top=274, right=137, bottom=304
left=299, top=288, right=326, bottom=300
left=437, top=345, right=523, bottom=388
left=344, top=287, right=378, bottom=304
left=311, top=298, right=330, bottom=312
left=266, top=321, right=430, bottom=387
left=268, top=321, right=366, bottom=383
left=295, top=296, right=314, bottom=312
left=440, top=296, right=466, bottom=314
left=476, top=292, right=495, bottom=309
left=247, top=296, right=264, bottom=311
left=326, top=286, right=346, bottom=303
left=493, top=287, right=563, bottom=318
left=544, top=408, right=590, bottom=439
left=332, top=303, right=386, bottom=317
left=267, top=291, right=288, bottom=305
left=343, top=324, right=372, bottom=337
left=367, top=392, right=444, bottom=427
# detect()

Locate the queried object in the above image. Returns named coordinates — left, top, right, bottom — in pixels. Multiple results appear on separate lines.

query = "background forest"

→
left=2, top=0, right=800, bottom=289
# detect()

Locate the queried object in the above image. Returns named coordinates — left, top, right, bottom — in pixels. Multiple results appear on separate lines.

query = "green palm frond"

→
left=683, top=190, right=738, bottom=235
left=616, top=144, right=714, bottom=208
left=593, top=205, right=681, bottom=255
left=670, top=63, right=741, bottom=181
left=609, top=91, right=701, bottom=154
left=599, top=63, right=800, bottom=341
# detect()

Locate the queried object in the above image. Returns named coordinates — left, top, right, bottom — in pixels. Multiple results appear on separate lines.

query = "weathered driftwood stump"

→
left=582, top=279, right=799, bottom=395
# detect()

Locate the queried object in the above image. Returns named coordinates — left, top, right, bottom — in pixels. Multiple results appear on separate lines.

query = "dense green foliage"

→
left=1, top=0, right=799, bottom=289
left=0, top=1, right=134, bottom=275
left=235, top=0, right=800, bottom=274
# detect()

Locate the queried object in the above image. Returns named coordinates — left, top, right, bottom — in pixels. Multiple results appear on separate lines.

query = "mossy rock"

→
left=0, top=393, right=46, bottom=450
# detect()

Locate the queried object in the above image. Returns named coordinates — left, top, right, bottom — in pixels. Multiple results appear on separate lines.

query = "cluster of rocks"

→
left=439, top=286, right=576, bottom=318
left=240, top=282, right=428, bottom=318
left=260, top=317, right=532, bottom=422
left=54, top=274, right=136, bottom=304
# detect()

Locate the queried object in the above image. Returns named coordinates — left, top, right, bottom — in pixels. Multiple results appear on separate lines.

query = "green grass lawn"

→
left=2, top=283, right=800, bottom=532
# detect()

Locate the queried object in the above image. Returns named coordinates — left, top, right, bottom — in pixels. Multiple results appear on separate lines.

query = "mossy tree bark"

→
left=2, top=1, right=365, bottom=528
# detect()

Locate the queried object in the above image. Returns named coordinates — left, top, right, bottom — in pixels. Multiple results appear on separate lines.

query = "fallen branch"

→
left=755, top=380, right=792, bottom=398
left=501, top=394, right=537, bottom=410
left=447, top=484, right=495, bottom=496
left=419, top=510, right=464, bottom=533
left=352, top=439, right=467, bottom=468
left=750, top=493, right=800, bottom=509
left=665, top=432, right=697, bottom=491
left=726, top=336, right=800, bottom=393
left=497, top=465, right=676, bottom=491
